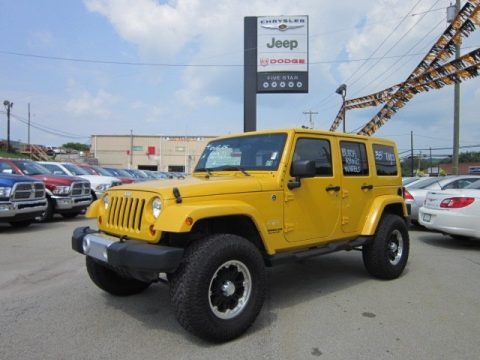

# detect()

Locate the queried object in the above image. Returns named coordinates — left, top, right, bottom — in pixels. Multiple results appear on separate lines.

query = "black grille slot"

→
left=107, top=195, right=145, bottom=231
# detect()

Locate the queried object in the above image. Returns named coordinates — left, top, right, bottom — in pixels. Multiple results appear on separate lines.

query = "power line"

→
left=342, top=0, right=424, bottom=87
left=348, top=0, right=442, bottom=90
left=0, top=111, right=89, bottom=140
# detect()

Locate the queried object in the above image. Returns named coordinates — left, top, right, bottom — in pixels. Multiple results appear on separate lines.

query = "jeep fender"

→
left=154, top=200, right=274, bottom=253
left=85, top=199, right=101, bottom=217
left=361, top=195, right=408, bottom=236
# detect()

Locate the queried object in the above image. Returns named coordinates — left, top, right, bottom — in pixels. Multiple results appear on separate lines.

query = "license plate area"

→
left=423, top=213, right=431, bottom=222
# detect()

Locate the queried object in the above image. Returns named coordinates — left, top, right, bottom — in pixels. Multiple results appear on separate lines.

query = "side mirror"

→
left=288, top=160, right=316, bottom=189
left=291, top=160, right=316, bottom=177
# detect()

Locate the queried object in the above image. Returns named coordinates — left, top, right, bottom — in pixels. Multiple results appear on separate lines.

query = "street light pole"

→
left=447, top=0, right=461, bottom=175
left=335, top=84, right=347, bottom=132
left=3, top=100, right=13, bottom=153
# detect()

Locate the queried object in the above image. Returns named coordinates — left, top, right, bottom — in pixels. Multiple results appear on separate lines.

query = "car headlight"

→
left=95, top=183, right=111, bottom=192
left=0, top=187, right=12, bottom=198
left=103, top=194, right=109, bottom=210
left=52, top=185, right=71, bottom=195
left=152, top=197, right=162, bottom=219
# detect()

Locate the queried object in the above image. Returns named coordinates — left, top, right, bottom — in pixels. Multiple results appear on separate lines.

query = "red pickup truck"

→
left=0, top=158, right=92, bottom=221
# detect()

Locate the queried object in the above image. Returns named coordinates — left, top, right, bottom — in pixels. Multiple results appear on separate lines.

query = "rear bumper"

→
left=72, top=226, right=184, bottom=273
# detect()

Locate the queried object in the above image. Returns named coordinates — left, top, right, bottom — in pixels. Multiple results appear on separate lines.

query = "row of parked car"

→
left=403, top=175, right=480, bottom=240
left=0, top=158, right=185, bottom=227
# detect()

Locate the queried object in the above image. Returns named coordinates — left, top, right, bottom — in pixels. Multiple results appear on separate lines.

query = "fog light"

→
left=82, top=238, right=90, bottom=254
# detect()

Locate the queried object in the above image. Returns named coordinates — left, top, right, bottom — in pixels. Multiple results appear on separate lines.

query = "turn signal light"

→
left=403, top=190, right=414, bottom=201
left=149, top=224, right=156, bottom=236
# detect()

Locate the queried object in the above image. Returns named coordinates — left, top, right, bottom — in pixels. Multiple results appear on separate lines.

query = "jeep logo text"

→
left=266, top=37, right=298, bottom=50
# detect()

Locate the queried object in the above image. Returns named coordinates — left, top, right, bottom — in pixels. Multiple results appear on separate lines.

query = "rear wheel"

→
left=86, top=257, right=151, bottom=296
left=169, top=234, right=266, bottom=342
left=362, top=214, right=409, bottom=279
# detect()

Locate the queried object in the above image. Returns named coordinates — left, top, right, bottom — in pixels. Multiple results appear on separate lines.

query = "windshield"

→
left=15, top=160, right=51, bottom=175
left=195, top=133, right=287, bottom=172
left=93, top=166, right=113, bottom=176
left=106, top=168, right=131, bottom=177
left=406, top=177, right=441, bottom=189
left=63, top=163, right=90, bottom=176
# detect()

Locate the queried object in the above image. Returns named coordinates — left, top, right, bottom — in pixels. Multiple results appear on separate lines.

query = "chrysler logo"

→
left=260, top=23, right=304, bottom=31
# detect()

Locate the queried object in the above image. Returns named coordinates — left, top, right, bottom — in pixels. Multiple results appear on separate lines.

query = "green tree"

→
left=62, top=142, right=90, bottom=152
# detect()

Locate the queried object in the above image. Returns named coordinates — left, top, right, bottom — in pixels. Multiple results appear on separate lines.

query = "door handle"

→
left=361, top=184, right=373, bottom=190
left=325, top=185, right=341, bottom=192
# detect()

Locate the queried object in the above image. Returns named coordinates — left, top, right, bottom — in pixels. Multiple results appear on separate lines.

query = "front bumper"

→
left=72, top=227, right=184, bottom=274
left=52, top=196, right=92, bottom=211
left=0, top=199, right=48, bottom=220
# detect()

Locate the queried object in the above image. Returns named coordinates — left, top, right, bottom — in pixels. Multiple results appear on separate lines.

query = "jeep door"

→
left=284, top=136, right=342, bottom=243
left=338, top=140, right=374, bottom=234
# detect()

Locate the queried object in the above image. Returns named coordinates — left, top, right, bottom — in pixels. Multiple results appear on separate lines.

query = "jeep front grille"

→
left=71, top=181, right=91, bottom=196
left=106, top=196, right=145, bottom=231
left=12, top=182, right=45, bottom=200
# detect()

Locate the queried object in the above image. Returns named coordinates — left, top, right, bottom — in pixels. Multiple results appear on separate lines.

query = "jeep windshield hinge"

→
left=173, top=187, right=183, bottom=203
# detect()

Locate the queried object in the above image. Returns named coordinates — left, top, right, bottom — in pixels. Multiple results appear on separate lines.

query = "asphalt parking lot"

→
left=1, top=218, right=479, bottom=360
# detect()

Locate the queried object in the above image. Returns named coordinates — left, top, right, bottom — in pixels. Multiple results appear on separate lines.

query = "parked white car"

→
left=419, top=179, right=480, bottom=240
left=39, top=161, right=122, bottom=199
left=404, top=175, right=480, bottom=224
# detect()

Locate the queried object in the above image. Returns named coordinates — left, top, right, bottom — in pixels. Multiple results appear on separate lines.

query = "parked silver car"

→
left=404, top=175, right=480, bottom=224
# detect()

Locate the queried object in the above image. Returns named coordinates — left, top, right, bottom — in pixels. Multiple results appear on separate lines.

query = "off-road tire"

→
left=86, top=256, right=151, bottom=296
left=169, top=234, right=266, bottom=343
left=362, top=214, right=409, bottom=280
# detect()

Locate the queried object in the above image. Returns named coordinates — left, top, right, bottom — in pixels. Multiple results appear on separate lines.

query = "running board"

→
left=265, top=236, right=373, bottom=267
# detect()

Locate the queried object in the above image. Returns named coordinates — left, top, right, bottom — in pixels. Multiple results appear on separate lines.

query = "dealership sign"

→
left=257, top=15, right=308, bottom=93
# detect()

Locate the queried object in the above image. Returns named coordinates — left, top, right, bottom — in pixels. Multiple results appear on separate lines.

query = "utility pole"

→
left=410, top=131, right=414, bottom=177
left=28, top=103, right=31, bottom=159
left=447, top=0, right=461, bottom=175
left=3, top=100, right=13, bottom=152
left=129, top=129, right=133, bottom=169
left=303, top=110, right=318, bottom=128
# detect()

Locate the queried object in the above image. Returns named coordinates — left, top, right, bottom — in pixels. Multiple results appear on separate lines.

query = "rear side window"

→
left=340, top=141, right=369, bottom=176
left=373, top=144, right=398, bottom=176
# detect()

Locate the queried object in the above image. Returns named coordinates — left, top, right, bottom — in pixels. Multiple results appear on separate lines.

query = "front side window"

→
left=195, top=133, right=287, bottom=172
left=292, top=138, right=332, bottom=176
left=340, top=141, right=369, bottom=176
left=373, top=144, right=398, bottom=176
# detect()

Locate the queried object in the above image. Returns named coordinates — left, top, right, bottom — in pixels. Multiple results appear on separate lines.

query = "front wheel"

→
left=86, top=257, right=151, bottom=296
left=37, top=198, right=53, bottom=222
left=169, top=234, right=266, bottom=342
left=362, top=214, right=410, bottom=280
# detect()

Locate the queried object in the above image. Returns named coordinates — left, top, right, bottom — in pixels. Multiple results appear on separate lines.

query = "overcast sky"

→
left=1, top=0, right=479, bottom=158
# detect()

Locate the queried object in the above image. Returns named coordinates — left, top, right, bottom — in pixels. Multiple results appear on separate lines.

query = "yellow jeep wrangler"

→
left=72, top=128, right=409, bottom=342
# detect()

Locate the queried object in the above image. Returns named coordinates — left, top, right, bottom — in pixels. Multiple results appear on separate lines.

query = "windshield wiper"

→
left=195, top=168, right=213, bottom=177
left=210, top=165, right=250, bottom=176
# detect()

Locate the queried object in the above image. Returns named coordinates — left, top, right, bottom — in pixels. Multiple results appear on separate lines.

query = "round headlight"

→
left=103, top=195, right=109, bottom=209
left=152, top=197, right=162, bottom=219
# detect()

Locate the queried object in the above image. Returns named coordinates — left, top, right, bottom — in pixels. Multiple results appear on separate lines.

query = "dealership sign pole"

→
left=244, top=15, right=309, bottom=132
